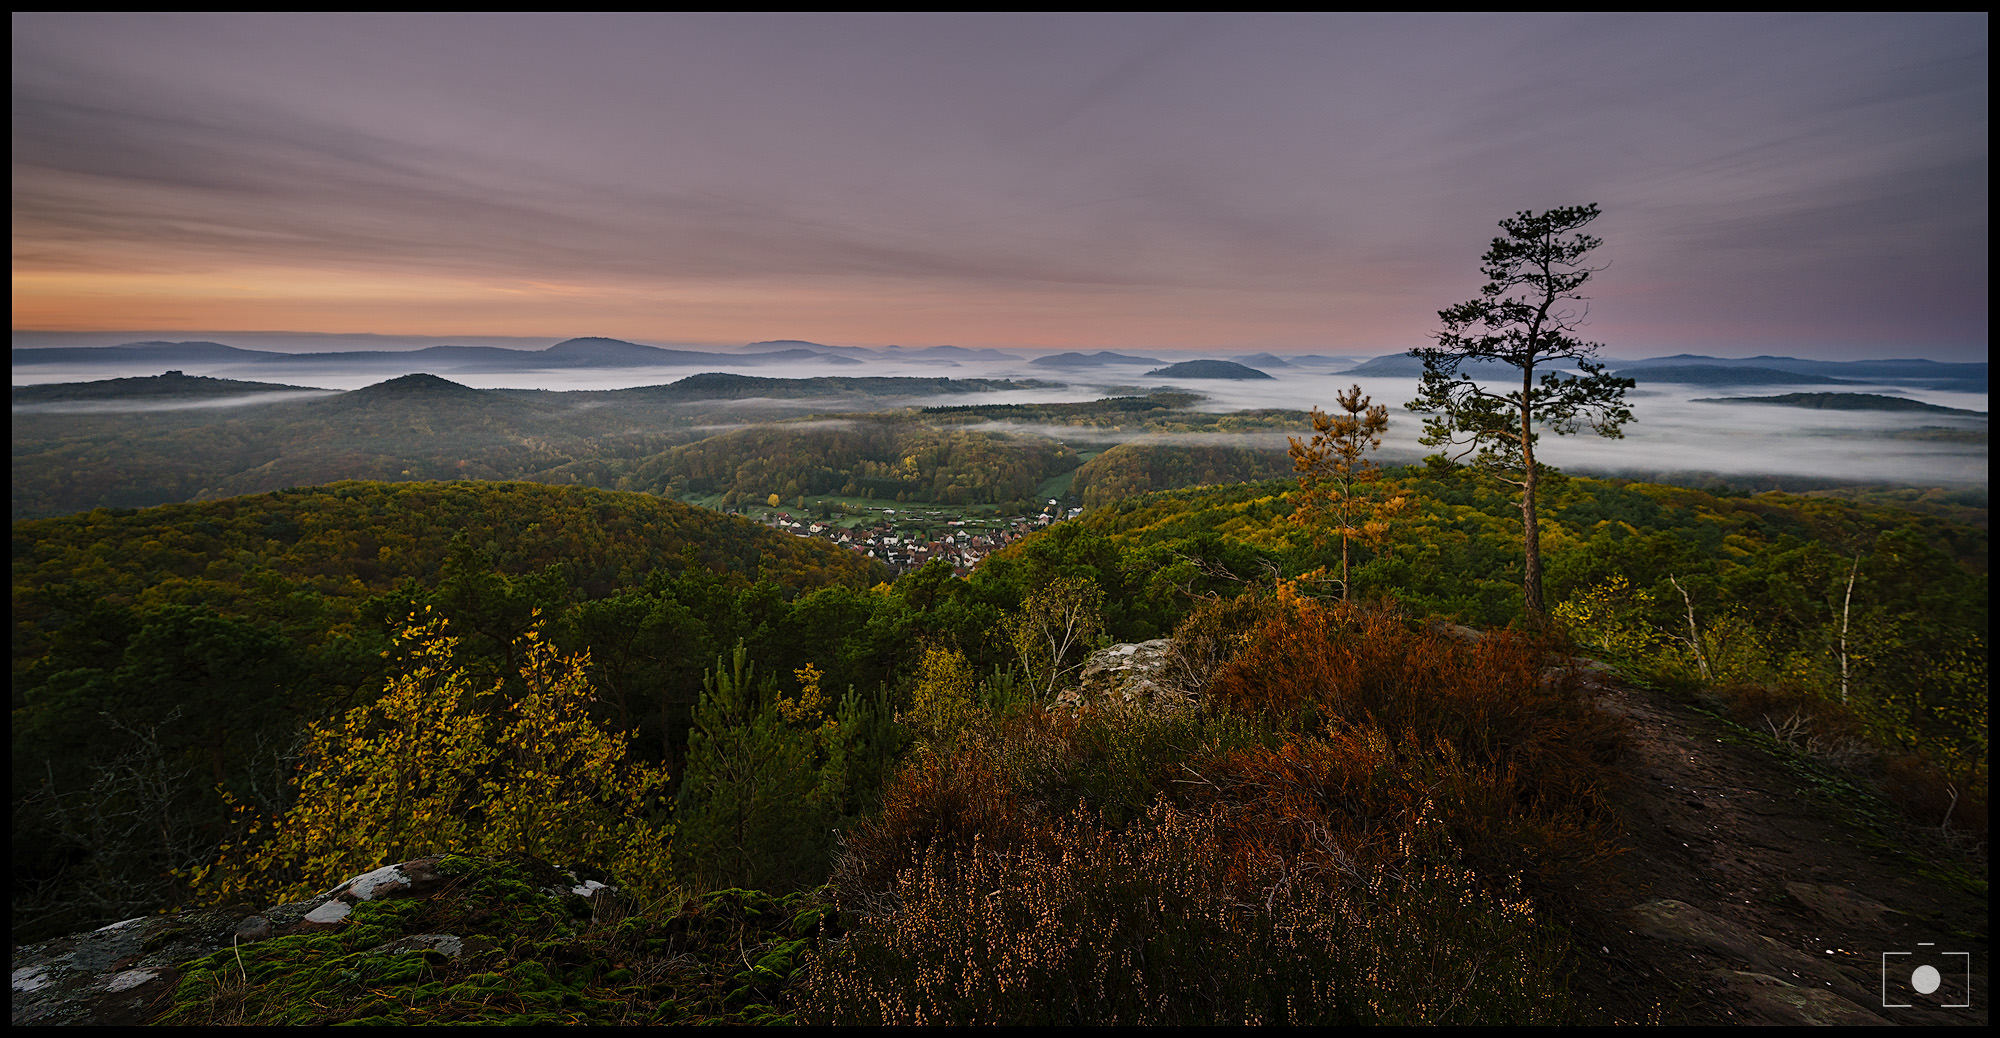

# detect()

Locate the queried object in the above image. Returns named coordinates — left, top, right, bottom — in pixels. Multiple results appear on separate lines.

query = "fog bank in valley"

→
left=13, top=344, right=1987, bottom=491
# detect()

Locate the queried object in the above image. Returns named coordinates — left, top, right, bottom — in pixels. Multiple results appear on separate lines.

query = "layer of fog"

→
left=682, top=417, right=864, bottom=436
left=11, top=389, right=341, bottom=414
left=17, top=351, right=1986, bottom=488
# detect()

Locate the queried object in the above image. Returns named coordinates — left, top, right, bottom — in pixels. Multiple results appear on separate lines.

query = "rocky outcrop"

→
left=1054, top=640, right=1198, bottom=718
left=11, top=856, right=829, bottom=1026
left=12, top=907, right=242, bottom=1026
left=8, top=856, right=592, bottom=1026
left=1623, top=896, right=1891, bottom=1023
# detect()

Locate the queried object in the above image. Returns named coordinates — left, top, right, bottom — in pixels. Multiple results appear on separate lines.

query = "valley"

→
left=13, top=352, right=1986, bottom=526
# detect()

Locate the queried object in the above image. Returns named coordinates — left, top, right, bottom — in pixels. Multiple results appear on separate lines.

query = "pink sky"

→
left=12, top=13, right=1989, bottom=361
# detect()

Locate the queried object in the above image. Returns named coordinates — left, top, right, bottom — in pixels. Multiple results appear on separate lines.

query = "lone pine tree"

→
left=1408, top=204, right=1634, bottom=623
left=1290, top=384, right=1402, bottom=601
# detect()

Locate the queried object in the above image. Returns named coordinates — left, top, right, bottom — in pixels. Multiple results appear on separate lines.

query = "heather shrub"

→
left=828, top=738, right=1036, bottom=908
left=810, top=592, right=1613, bottom=1022
left=804, top=804, right=1570, bottom=1025
left=1163, top=590, right=1291, bottom=694
left=831, top=702, right=1262, bottom=900
left=1202, top=596, right=1626, bottom=907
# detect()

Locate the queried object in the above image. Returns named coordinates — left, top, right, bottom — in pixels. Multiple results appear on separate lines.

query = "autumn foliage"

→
left=195, top=609, right=675, bottom=906
left=806, top=590, right=1626, bottom=1024
left=1200, top=594, right=1628, bottom=904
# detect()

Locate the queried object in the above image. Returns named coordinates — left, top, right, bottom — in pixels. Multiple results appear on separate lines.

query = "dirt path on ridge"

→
left=1560, top=673, right=1988, bottom=1026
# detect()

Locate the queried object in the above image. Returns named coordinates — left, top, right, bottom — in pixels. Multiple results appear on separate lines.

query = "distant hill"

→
left=11, top=336, right=863, bottom=372
left=882, top=344, right=1018, bottom=362
left=1286, top=354, right=1373, bottom=370
left=335, top=372, right=484, bottom=401
left=1621, top=353, right=1985, bottom=377
left=1613, top=365, right=1857, bottom=387
left=1235, top=353, right=1296, bottom=369
left=11, top=341, right=283, bottom=366
left=1300, top=351, right=1986, bottom=388
left=1069, top=441, right=1294, bottom=509
left=268, top=373, right=560, bottom=430
left=1339, top=352, right=1426, bottom=376
left=12, top=370, right=331, bottom=402
left=484, top=338, right=860, bottom=369
left=542, top=336, right=691, bottom=364
left=12, top=479, right=887, bottom=604
left=611, top=372, right=1054, bottom=402
left=1030, top=351, right=1164, bottom=369
left=9, top=371, right=1078, bottom=519
left=1691, top=392, right=1987, bottom=416
left=1143, top=359, right=1273, bottom=380
left=627, top=414, right=1079, bottom=506
left=1619, top=354, right=1986, bottom=390
left=1341, top=352, right=1584, bottom=377
left=738, top=340, right=870, bottom=363
left=744, top=344, right=852, bottom=360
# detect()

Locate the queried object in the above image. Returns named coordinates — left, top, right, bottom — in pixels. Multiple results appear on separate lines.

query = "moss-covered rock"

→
left=11, top=854, right=838, bottom=1026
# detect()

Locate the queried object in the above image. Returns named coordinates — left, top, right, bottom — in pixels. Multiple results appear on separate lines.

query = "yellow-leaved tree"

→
left=194, top=608, right=674, bottom=905
left=899, top=645, right=981, bottom=758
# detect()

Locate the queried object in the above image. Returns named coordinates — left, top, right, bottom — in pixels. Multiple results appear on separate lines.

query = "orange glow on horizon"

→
left=11, top=266, right=1412, bottom=352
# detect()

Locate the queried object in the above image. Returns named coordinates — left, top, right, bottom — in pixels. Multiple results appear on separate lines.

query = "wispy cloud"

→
left=11, top=12, right=1987, bottom=357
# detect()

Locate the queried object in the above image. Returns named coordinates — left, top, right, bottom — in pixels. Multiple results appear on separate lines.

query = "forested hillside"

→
left=625, top=414, right=1079, bottom=509
left=11, top=469, right=1987, bottom=1023
left=1070, top=441, right=1297, bottom=509
left=12, top=481, right=887, bottom=939
left=9, top=373, right=1064, bottom=519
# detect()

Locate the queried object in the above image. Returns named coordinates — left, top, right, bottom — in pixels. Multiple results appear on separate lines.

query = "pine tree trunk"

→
left=1341, top=532, right=1351, bottom=602
left=1521, top=366, right=1545, bottom=624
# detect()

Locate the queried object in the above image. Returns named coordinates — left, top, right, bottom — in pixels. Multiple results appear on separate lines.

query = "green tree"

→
left=1408, top=204, right=1635, bottom=622
left=673, top=644, right=837, bottom=892
left=1003, top=575, right=1105, bottom=699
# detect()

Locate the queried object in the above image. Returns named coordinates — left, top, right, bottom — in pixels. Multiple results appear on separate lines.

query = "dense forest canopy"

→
left=14, top=465, right=1985, bottom=942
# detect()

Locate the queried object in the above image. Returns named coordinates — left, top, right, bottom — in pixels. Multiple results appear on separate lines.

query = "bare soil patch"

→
left=1565, top=675, right=1987, bottom=1025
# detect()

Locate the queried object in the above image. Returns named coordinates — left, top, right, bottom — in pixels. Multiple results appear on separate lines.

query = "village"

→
left=745, top=499, right=1083, bottom=574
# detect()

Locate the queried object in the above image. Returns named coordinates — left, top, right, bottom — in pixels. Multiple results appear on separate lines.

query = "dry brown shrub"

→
left=830, top=746, right=1024, bottom=905
left=1179, top=733, right=1398, bottom=884
left=1164, top=590, right=1291, bottom=694
left=1200, top=597, right=1628, bottom=907
left=812, top=595, right=1615, bottom=1022
left=830, top=706, right=1087, bottom=903
left=804, top=803, right=1571, bottom=1025
left=1715, top=681, right=1866, bottom=747
left=1882, top=751, right=1989, bottom=847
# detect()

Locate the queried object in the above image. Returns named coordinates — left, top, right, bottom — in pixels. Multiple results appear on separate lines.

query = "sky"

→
left=10, top=13, right=1990, bottom=361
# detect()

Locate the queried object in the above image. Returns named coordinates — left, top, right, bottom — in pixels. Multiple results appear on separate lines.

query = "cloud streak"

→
left=10, top=13, right=1988, bottom=357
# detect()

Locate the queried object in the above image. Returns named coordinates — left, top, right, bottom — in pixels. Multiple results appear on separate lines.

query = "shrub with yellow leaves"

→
left=193, top=608, right=675, bottom=906
left=898, top=646, right=981, bottom=758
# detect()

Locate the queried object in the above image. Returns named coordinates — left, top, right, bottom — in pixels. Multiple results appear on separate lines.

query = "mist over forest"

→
left=12, top=338, right=1987, bottom=518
